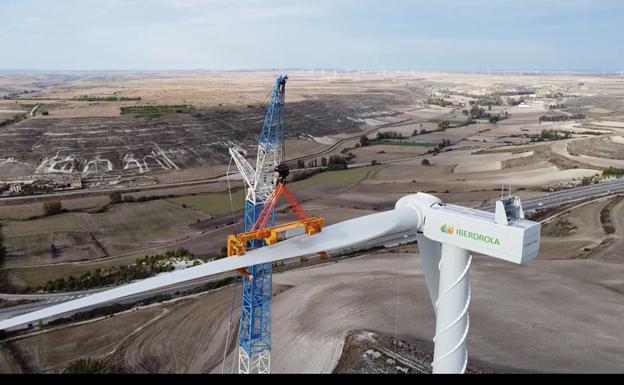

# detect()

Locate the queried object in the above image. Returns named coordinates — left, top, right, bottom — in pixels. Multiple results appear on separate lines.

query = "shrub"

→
left=437, top=120, right=450, bottom=129
left=602, top=167, right=624, bottom=178
left=109, top=191, right=122, bottom=204
left=63, top=358, right=112, bottom=374
left=43, top=200, right=64, bottom=216
left=328, top=155, right=349, bottom=170
left=50, top=244, right=60, bottom=258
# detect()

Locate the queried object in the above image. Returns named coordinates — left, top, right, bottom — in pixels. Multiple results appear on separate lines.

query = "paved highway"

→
left=1, top=178, right=622, bottom=324
left=482, top=178, right=624, bottom=212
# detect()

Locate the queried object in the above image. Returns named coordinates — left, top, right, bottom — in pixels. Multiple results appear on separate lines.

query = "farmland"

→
left=1, top=70, right=624, bottom=373
left=2, top=200, right=208, bottom=269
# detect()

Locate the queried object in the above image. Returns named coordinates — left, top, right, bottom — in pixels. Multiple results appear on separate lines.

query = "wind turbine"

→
left=0, top=193, right=540, bottom=373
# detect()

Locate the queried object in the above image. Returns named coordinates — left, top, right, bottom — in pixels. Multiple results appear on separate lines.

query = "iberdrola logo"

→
left=440, top=224, right=455, bottom=235
left=440, top=224, right=501, bottom=246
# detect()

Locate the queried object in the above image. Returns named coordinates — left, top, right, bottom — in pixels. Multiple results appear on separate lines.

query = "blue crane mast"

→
left=229, top=75, right=288, bottom=373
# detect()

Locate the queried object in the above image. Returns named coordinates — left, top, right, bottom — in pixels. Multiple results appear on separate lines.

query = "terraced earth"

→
left=0, top=92, right=409, bottom=179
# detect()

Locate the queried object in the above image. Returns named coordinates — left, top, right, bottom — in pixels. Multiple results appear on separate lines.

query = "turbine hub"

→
left=395, top=193, right=443, bottom=231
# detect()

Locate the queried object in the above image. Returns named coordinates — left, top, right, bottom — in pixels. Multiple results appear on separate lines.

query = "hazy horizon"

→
left=1, top=68, right=623, bottom=74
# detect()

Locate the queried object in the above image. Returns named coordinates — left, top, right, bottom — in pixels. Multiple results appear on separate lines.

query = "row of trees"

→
left=120, top=105, right=195, bottom=116
left=375, top=131, right=404, bottom=141
left=0, top=113, right=26, bottom=129
left=425, top=97, right=454, bottom=107
left=487, top=113, right=510, bottom=124
left=603, top=167, right=624, bottom=178
left=426, top=138, right=453, bottom=155
left=530, top=129, right=573, bottom=142
left=539, top=114, right=586, bottom=122
left=437, top=119, right=478, bottom=130
left=359, top=131, right=406, bottom=147
left=327, top=155, right=350, bottom=170
left=44, top=249, right=197, bottom=292
left=13, top=183, right=55, bottom=197
left=296, top=158, right=327, bottom=169
left=295, top=153, right=355, bottom=171
left=578, top=167, right=624, bottom=186
left=462, top=103, right=511, bottom=123
left=109, top=191, right=177, bottom=206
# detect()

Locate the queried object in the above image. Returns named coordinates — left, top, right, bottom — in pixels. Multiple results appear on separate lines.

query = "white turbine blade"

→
left=416, top=234, right=441, bottom=312
left=0, top=207, right=419, bottom=331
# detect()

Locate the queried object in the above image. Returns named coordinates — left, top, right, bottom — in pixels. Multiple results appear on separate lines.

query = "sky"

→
left=1, top=0, right=623, bottom=71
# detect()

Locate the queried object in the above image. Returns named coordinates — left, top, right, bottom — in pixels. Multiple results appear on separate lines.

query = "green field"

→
left=6, top=247, right=178, bottom=289
left=91, top=200, right=207, bottom=254
left=2, top=200, right=208, bottom=269
left=2, top=166, right=381, bottom=289
left=167, top=189, right=246, bottom=216
left=3, top=232, right=95, bottom=259
left=167, top=167, right=380, bottom=213
left=3, top=214, right=84, bottom=237
left=289, top=165, right=381, bottom=190
left=0, top=196, right=109, bottom=221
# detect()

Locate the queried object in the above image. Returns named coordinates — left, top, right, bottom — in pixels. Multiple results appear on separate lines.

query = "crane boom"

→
left=229, top=147, right=256, bottom=195
left=229, top=75, right=288, bottom=374
left=253, top=75, right=287, bottom=203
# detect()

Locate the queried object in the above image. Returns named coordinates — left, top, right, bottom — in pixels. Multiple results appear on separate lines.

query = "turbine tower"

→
left=0, top=193, right=540, bottom=374
left=229, top=74, right=288, bottom=374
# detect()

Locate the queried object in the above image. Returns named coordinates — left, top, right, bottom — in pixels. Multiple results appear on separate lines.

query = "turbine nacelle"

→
left=396, top=192, right=541, bottom=264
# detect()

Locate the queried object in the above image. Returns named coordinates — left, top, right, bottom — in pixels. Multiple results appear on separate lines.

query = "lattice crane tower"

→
left=228, top=74, right=288, bottom=374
